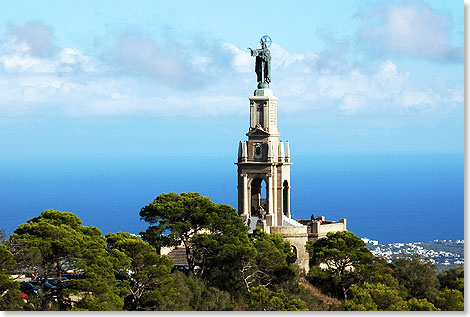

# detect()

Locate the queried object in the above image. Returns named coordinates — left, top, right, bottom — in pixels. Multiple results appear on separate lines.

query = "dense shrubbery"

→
left=306, top=231, right=464, bottom=311
left=0, top=192, right=464, bottom=311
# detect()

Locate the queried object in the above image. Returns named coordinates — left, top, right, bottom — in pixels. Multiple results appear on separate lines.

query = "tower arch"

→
left=249, top=177, right=267, bottom=218
left=283, top=180, right=290, bottom=217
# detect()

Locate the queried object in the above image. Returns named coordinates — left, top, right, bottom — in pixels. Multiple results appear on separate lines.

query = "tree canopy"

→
left=435, top=288, right=464, bottom=311
left=10, top=209, right=123, bottom=310
left=306, top=231, right=372, bottom=300
left=390, top=254, right=440, bottom=302
left=190, top=204, right=256, bottom=294
left=140, top=192, right=226, bottom=270
left=105, top=232, right=177, bottom=310
left=0, top=244, right=24, bottom=310
left=246, top=285, right=308, bottom=311
left=438, top=265, right=463, bottom=294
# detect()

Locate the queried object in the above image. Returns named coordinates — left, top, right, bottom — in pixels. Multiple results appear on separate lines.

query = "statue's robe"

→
left=255, top=49, right=271, bottom=84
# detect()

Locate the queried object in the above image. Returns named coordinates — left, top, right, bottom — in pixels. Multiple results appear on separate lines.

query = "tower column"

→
left=267, top=173, right=275, bottom=226
left=242, top=174, right=249, bottom=217
left=286, top=185, right=291, bottom=218
left=266, top=174, right=272, bottom=214
left=273, top=167, right=278, bottom=225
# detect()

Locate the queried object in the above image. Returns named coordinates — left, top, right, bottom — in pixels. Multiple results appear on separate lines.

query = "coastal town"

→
left=362, top=238, right=464, bottom=271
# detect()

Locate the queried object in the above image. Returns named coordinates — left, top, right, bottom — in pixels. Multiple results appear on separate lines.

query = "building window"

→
left=254, top=143, right=262, bottom=159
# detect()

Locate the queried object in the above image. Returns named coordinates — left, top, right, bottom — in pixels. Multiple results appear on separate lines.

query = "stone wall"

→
left=309, top=218, right=347, bottom=239
left=269, top=226, right=309, bottom=273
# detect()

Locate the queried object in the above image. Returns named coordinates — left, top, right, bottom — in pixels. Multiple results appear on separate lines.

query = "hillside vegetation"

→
left=0, top=192, right=464, bottom=311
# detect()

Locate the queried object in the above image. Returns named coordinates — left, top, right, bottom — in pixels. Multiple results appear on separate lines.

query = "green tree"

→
left=246, top=285, right=307, bottom=311
left=306, top=231, right=372, bottom=300
left=306, top=265, right=343, bottom=299
left=191, top=204, right=257, bottom=295
left=345, top=284, right=377, bottom=311
left=407, top=298, right=439, bottom=311
left=356, top=257, right=400, bottom=290
left=140, top=192, right=219, bottom=271
left=191, top=209, right=304, bottom=305
left=435, top=288, right=464, bottom=311
left=438, top=266, right=464, bottom=294
left=106, top=232, right=177, bottom=310
left=0, top=244, right=24, bottom=310
left=391, top=255, right=440, bottom=302
left=140, top=193, right=262, bottom=297
left=346, top=282, right=408, bottom=311
left=11, top=209, right=123, bottom=310
left=140, top=192, right=319, bottom=309
left=168, top=271, right=234, bottom=310
left=250, top=229, right=297, bottom=288
left=0, top=244, right=15, bottom=274
left=71, top=246, right=124, bottom=311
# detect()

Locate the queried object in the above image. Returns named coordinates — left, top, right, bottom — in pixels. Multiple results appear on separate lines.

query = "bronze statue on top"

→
left=248, top=35, right=272, bottom=89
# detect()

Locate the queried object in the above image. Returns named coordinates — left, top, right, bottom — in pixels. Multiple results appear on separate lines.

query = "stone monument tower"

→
left=237, top=35, right=292, bottom=228
left=236, top=36, right=347, bottom=273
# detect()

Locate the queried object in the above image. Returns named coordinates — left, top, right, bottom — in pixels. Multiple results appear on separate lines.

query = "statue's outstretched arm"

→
left=248, top=48, right=259, bottom=57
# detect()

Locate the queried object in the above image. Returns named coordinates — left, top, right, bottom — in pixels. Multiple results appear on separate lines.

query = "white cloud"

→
left=0, top=23, right=249, bottom=117
left=270, top=43, right=304, bottom=70
left=58, top=48, right=96, bottom=72
left=400, top=88, right=441, bottom=111
left=0, top=22, right=462, bottom=120
left=112, top=32, right=234, bottom=87
left=7, top=21, right=57, bottom=58
left=0, top=22, right=96, bottom=74
left=114, top=33, right=187, bottom=82
left=0, top=47, right=96, bottom=73
left=314, top=60, right=461, bottom=115
left=0, top=70, right=248, bottom=117
left=358, top=2, right=463, bottom=62
left=222, top=43, right=251, bottom=73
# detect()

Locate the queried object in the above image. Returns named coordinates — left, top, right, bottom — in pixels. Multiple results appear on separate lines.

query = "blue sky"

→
left=0, top=0, right=464, bottom=160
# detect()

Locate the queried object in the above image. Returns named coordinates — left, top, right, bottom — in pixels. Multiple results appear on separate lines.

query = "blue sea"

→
left=0, top=153, right=463, bottom=244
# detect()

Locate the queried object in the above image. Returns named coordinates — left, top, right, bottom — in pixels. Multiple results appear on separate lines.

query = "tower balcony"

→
left=296, top=217, right=347, bottom=240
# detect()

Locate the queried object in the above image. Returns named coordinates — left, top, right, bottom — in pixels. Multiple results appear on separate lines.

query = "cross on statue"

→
left=248, top=35, right=272, bottom=89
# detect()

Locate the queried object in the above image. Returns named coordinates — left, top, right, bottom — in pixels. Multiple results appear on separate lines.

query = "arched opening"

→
left=283, top=180, right=289, bottom=216
left=256, top=103, right=264, bottom=127
left=291, top=245, right=298, bottom=262
left=250, top=177, right=267, bottom=219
